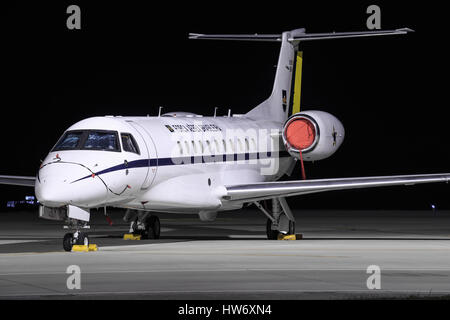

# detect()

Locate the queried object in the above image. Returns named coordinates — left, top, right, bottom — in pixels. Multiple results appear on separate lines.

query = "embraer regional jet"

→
left=1, top=27, right=449, bottom=251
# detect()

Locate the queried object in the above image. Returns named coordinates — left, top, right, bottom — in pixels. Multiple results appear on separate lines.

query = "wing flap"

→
left=224, top=173, right=450, bottom=202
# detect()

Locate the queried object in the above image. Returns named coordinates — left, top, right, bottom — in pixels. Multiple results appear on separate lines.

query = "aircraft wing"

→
left=0, top=175, right=36, bottom=187
left=223, top=173, right=450, bottom=203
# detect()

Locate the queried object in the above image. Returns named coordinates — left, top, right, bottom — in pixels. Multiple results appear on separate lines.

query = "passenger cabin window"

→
left=238, top=139, right=243, bottom=152
left=121, top=133, right=140, bottom=154
left=229, top=139, right=235, bottom=152
left=251, top=138, right=257, bottom=151
left=214, top=140, right=220, bottom=154
left=206, top=140, right=212, bottom=154
left=52, top=130, right=120, bottom=152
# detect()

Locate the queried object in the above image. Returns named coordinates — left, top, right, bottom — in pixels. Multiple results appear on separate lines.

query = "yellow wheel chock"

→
left=71, top=244, right=98, bottom=252
left=123, top=233, right=142, bottom=240
left=277, top=234, right=303, bottom=240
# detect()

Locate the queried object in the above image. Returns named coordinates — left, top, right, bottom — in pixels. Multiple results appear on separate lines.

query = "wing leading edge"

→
left=223, top=173, right=450, bottom=203
left=0, top=175, right=36, bottom=187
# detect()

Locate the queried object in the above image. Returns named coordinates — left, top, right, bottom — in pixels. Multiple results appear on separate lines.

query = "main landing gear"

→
left=123, top=209, right=161, bottom=239
left=254, top=198, right=296, bottom=240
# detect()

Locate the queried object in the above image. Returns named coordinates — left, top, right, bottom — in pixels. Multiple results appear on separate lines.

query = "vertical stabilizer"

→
left=188, top=27, right=413, bottom=123
left=246, top=31, right=301, bottom=123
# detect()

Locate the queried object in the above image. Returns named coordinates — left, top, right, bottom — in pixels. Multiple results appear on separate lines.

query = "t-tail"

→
left=189, top=27, right=413, bottom=123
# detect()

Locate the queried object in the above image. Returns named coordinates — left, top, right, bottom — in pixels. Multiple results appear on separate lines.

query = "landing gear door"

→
left=127, top=121, right=157, bottom=190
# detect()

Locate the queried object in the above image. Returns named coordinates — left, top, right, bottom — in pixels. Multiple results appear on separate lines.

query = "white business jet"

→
left=1, top=27, right=449, bottom=251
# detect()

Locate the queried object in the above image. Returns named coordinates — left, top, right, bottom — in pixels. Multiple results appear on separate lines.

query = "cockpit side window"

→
left=121, top=133, right=140, bottom=155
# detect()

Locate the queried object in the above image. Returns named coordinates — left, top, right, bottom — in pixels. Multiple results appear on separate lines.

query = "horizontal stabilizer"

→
left=289, top=28, right=414, bottom=42
left=188, top=32, right=282, bottom=42
left=189, top=28, right=414, bottom=43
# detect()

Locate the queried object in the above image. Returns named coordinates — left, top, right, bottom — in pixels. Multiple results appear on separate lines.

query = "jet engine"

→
left=282, top=110, right=345, bottom=161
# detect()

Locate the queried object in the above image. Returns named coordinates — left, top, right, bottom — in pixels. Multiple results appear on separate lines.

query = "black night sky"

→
left=1, top=2, right=448, bottom=210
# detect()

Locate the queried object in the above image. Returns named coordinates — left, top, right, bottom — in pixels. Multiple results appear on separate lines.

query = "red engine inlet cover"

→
left=284, top=118, right=316, bottom=150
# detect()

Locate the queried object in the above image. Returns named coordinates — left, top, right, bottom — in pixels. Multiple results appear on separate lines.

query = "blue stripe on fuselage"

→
left=71, top=151, right=290, bottom=184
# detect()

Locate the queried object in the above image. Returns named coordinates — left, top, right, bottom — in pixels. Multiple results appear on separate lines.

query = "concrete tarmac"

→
left=1, top=208, right=450, bottom=299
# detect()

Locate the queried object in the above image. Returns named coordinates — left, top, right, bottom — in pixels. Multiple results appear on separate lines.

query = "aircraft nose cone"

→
left=35, top=177, right=73, bottom=207
left=35, top=162, right=107, bottom=207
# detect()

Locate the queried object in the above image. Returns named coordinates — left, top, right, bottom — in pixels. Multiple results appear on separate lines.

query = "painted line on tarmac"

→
left=0, top=240, right=44, bottom=245
left=1, top=289, right=450, bottom=298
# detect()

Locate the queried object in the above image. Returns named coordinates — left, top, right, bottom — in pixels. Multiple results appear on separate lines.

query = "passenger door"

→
left=126, top=120, right=157, bottom=190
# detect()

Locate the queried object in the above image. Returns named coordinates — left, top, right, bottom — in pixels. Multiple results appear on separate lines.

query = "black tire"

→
left=142, top=224, right=155, bottom=240
left=150, top=216, right=160, bottom=239
left=63, top=233, right=73, bottom=252
left=288, top=221, right=296, bottom=235
left=266, top=218, right=279, bottom=240
left=77, top=233, right=89, bottom=246
left=143, top=215, right=160, bottom=239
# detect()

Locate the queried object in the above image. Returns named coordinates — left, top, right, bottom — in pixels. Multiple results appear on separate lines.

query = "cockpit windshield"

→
left=53, top=131, right=84, bottom=150
left=52, top=130, right=120, bottom=152
left=84, top=131, right=119, bottom=151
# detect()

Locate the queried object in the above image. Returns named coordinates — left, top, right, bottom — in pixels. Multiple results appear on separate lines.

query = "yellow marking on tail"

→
left=292, top=51, right=303, bottom=115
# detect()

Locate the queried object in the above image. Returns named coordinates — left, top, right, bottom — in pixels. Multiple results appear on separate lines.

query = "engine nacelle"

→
left=282, top=110, right=345, bottom=161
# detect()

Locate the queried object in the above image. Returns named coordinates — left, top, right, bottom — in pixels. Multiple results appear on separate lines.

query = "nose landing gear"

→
left=62, top=219, right=91, bottom=252
left=63, top=231, right=90, bottom=252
